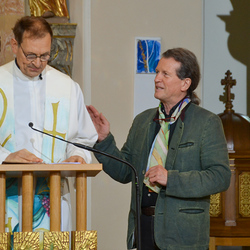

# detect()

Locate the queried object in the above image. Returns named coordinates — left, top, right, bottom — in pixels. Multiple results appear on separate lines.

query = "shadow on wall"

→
left=218, top=0, right=250, bottom=115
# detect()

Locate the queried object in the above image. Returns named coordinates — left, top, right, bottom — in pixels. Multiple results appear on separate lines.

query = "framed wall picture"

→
left=136, top=37, right=161, bottom=74
left=134, top=37, right=161, bottom=116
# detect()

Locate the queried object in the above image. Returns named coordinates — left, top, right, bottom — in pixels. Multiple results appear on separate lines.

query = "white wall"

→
left=69, top=1, right=248, bottom=249
left=90, top=1, right=202, bottom=249
left=203, top=0, right=247, bottom=114
left=70, top=0, right=202, bottom=249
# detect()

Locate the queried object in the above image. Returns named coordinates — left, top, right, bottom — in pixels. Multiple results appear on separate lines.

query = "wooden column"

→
left=0, top=173, right=6, bottom=233
left=22, top=172, right=34, bottom=232
left=50, top=171, right=61, bottom=231
left=224, top=160, right=236, bottom=226
left=209, top=237, right=216, bottom=250
left=76, top=172, right=87, bottom=231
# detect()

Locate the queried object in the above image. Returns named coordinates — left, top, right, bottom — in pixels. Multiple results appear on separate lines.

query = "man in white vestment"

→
left=0, top=16, right=98, bottom=233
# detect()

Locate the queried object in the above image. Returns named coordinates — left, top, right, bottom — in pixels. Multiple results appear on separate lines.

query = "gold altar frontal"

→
left=0, top=231, right=97, bottom=249
left=0, top=233, right=11, bottom=250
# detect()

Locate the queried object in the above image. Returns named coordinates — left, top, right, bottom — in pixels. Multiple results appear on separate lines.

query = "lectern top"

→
left=0, top=163, right=102, bottom=177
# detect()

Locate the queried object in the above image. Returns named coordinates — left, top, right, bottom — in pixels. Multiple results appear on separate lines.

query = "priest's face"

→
left=11, top=31, right=51, bottom=78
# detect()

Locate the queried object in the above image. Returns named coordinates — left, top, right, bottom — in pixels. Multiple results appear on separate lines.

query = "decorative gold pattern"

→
left=72, top=231, right=97, bottom=250
left=44, top=231, right=69, bottom=249
left=239, top=172, right=250, bottom=217
left=29, top=0, right=69, bottom=18
left=49, top=24, right=76, bottom=77
left=209, top=193, right=222, bottom=217
left=0, top=232, right=11, bottom=250
left=13, top=232, right=40, bottom=250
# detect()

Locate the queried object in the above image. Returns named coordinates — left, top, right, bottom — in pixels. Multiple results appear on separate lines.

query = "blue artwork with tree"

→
left=137, top=39, right=161, bottom=73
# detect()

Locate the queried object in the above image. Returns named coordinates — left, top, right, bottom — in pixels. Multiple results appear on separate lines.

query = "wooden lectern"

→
left=0, top=163, right=102, bottom=249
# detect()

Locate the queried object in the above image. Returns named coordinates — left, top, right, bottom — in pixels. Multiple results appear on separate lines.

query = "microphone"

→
left=39, top=74, right=43, bottom=80
left=28, top=122, right=142, bottom=250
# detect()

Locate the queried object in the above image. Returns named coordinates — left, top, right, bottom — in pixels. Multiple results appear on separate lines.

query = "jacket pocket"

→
left=176, top=207, right=206, bottom=245
left=178, top=142, right=194, bottom=148
left=179, top=208, right=204, bottom=214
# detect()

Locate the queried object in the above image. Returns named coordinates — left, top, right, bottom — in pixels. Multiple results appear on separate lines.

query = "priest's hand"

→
left=86, top=105, right=110, bottom=142
left=4, top=149, right=43, bottom=163
left=63, top=155, right=86, bottom=164
left=145, top=165, right=168, bottom=186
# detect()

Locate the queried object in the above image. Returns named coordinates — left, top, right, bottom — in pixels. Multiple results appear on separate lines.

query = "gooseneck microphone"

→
left=28, top=122, right=141, bottom=250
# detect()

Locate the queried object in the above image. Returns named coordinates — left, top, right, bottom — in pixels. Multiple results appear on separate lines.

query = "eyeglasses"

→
left=20, top=44, right=50, bottom=62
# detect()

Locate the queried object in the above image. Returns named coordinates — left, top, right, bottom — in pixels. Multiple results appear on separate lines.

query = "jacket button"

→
left=142, top=170, right=145, bottom=174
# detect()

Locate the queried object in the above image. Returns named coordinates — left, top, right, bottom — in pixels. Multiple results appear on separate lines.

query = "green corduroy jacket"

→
left=94, top=103, right=231, bottom=250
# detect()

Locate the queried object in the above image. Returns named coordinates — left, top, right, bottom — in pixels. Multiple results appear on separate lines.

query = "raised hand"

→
left=87, top=105, right=110, bottom=142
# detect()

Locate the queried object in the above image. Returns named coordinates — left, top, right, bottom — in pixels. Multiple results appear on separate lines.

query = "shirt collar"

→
left=154, top=96, right=190, bottom=123
left=14, top=58, right=46, bottom=81
left=161, top=97, right=187, bottom=118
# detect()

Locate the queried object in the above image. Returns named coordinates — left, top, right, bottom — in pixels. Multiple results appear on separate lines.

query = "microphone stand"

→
left=29, top=123, right=141, bottom=250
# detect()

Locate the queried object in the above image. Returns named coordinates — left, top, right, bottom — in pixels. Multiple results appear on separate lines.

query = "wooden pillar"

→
left=76, top=172, right=87, bottom=231
left=224, top=159, right=236, bottom=226
left=0, top=173, right=6, bottom=233
left=50, top=172, right=61, bottom=231
left=209, top=237, right=216, bottom=250
left=22, top=172, right=34, bottom=232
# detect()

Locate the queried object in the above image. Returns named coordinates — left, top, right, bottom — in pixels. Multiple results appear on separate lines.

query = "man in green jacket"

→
left=87, top=48, right=231, bottom=250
